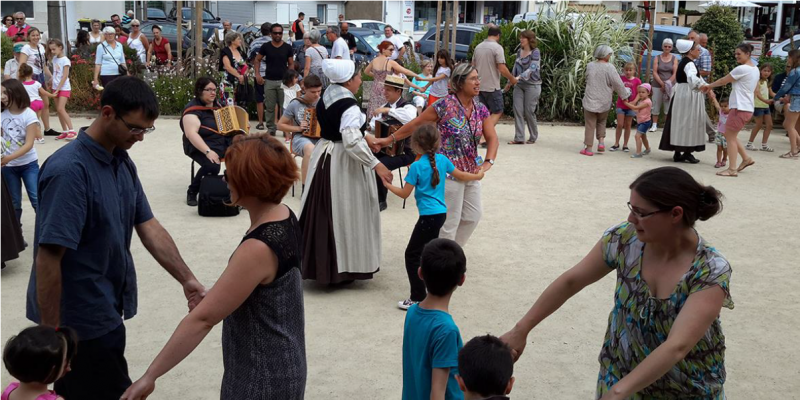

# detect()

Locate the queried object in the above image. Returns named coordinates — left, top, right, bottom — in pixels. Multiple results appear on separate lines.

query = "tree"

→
left=693, top=5, right=745, bottom=98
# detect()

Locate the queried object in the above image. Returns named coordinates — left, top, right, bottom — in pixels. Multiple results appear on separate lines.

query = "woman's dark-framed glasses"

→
left=117, top=115, right=156, bottom=135
left=627, top=202, right=667, bottom=219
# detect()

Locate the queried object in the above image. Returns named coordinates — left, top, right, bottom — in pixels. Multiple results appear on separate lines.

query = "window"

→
left=160, top=24, right=177, bottom=36
left=456, top=30, right=475, bottom=45
left=1, top=1, right=34, bottom=19
left=355, top=37, right=371, bottom=54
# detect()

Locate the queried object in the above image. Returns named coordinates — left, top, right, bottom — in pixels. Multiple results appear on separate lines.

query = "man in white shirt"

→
left=370, top=75, right=416, bottom=211
left=327, top=26, right=349, bottom=60
left=384, top=25, right=405, bottom=61
left=210, top=20, right=233, bottom=44
left=2, top=43, right=23, bottom=80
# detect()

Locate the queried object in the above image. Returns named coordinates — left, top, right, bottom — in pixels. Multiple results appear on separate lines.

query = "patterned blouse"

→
left=432, top=94, right=490, bottom=174
left=597, top=222, right=733, bottom=399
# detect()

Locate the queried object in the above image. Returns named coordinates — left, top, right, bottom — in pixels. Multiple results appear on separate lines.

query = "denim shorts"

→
left=637, top=120, right=652, bottom=133
left=790, top=95, right=800, bottom=113
left=753, top=107, right=770, bottom=117
left=616, top=107, right=636, bottom=117
left=291, top=135, right=319, bottom=157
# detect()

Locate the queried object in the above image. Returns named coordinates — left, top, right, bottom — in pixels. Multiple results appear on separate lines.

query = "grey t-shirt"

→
left=284, top=97, right=318, bottom=126
left=473, top=39, right=505, bottom=91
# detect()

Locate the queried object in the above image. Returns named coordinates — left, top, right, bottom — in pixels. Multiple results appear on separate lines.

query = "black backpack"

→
left=198, top=175, right=240, bottom=217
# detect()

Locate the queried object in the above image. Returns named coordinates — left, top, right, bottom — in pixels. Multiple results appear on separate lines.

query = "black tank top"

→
left=293, top=19, right=303, bottom=40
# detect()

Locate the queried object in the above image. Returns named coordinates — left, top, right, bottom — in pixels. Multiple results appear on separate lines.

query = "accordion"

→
left=213, top=105, right=250, bottom=136
left=374, top=119, right=405, bottom=157
left=302, top=107, right=322, bottom=138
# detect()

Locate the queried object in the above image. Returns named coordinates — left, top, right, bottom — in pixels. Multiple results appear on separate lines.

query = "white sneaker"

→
left=35, top=138, right=45, bottom=144
left=398, top=299, right=418, bottom=311
left=649, top=123, right=657, bottom=132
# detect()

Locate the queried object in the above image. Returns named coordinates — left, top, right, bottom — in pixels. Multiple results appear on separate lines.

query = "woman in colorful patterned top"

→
left=501, top=167, right=733, bottom=399
left=374, top=63, right=499, bottom=246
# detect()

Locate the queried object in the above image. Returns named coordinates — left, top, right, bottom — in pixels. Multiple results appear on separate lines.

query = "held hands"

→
left=205, top=150, right=220, bottom=164
left=120, top=374, right=156, bottom=400
left=370, top=137, right=390, bottom=153
left=183, top=279, right=207, bottom=312
left=700, top=85, right=711, bottom=94
left=499, top=327, right=529, bottom=362
left=374, top=163, right=394, bottom=186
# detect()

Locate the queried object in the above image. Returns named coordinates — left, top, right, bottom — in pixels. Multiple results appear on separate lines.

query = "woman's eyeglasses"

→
left=627, top=202, right=666, bottom=219
left=203, top=88, right=217, bottom=93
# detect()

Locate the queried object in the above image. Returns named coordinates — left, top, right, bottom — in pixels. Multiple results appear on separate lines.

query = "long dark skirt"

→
left=1, top=179, right=25, bottom=265
left=659, top=95, right=706, bottom=153
left=300, top=155, right=374, bottom=284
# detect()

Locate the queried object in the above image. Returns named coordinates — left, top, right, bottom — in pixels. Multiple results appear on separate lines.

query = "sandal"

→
left=716, top=169, right=738, bottom=177
left=508, top=141, right=525, bottom=145
left=737, top=158, right=755, bottom=172
left=526, top=140, right=536, bottom=144
left=714, top=161, right=724, bottom=168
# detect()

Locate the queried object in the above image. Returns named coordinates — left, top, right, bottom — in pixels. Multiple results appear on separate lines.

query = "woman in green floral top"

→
left=502, top=166, right=733, bottom=399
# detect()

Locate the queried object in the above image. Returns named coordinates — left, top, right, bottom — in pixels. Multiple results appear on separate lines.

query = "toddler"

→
left=623, top=84, right=653, bottom=158
left=17, top=64, right=53, bottom=144
left=384, top=123, right=483, bottom=310
left=2, top=325, right=78, bottom=400
left=611, top=62, right=640, bottom=152
left=457, top=335, right=516, bottom=400
left=710, top=93, right=729, bottom=168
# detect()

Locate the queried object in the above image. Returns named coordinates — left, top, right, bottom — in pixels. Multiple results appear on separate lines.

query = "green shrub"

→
left=692, top=5, right=744, bottom=99
left=1, top=35, right=12, bottom=67
left=758, top=56, right=787, bottom=78
left=469, top=10, right=640, bottom=122
left=66, top=54, right=101, bottom=113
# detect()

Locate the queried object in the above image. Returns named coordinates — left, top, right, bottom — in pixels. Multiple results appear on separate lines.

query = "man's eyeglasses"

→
left=117, top=114, right=156, bottom=135
left=627, top=202, right=667, bottom=219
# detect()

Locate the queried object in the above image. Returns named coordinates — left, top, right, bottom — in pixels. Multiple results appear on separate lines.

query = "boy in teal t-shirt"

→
left=402, top=239, right=467, bottom=400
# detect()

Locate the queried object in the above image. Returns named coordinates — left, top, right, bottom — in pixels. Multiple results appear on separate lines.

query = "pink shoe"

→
left=65, top=131, right=77, bottom=140
left=714, top=161, right=723, bottom=168
left=580, top=148, right=594, bottom=156
left=597, top=143, right=606, bottom=152
left=55, top=132, right=69, bottom=140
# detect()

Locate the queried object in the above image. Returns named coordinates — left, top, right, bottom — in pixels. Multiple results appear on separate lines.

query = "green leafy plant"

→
left=692, top=5, right=744, bottom=99
left=1, top=35, right=12, bottom=67
left=468, top=10, right=640, bottom=122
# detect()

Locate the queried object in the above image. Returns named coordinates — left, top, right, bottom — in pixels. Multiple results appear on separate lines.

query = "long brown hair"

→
left=411, top=123, right=442, bottom=187
left=519, top=30, right=537, bottom=50
left=787, top=49, right=800, bottom=70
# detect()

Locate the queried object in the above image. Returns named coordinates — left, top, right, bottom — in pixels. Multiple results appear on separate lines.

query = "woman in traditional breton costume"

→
left=300, top=59, right=395, bottom=284
left=659, top=39, right=707, bottom=163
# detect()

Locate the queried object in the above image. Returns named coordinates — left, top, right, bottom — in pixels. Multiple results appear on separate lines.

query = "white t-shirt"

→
left=21, top=43, right=46, bottom=75
left=385, top=34, right=404, bottom=60
left=430, top=67, right=451, bottom=97
left=23, top=80, right=42, bottom=102
left=3, top=58, right=20, bottom=80
left=331, top=37, right=349, bottom=60
left=52, top=56, right=71, bottom=91
left=1, top=108, right=39, bottom=167
left=282, top=83, right=301, bottom=109
left=729, top=64, right=760, bottom=112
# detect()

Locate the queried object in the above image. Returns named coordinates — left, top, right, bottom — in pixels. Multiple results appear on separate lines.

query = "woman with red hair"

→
left=124, top=134, right=307, bottom=399
left=364, top=40, right=429, bottom=120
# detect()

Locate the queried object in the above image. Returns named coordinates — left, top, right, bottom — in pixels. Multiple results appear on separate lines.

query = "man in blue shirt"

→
left=27, top=76, right=206, bottom=400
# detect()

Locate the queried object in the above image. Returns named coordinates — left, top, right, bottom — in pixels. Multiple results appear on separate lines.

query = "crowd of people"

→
left=8, top=9, right=797, bottom=400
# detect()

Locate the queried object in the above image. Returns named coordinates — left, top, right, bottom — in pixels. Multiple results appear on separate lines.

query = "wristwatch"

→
left=205, top=149, right=211, bottom=155
left=486, top=159, right=495, bottom=165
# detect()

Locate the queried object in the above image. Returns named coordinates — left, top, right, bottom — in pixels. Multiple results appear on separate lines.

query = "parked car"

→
left=139, top=20, right=218, bottom=58
left=146, top=8, right=168, bottom=21
left=622, top=23, right=690, bottom=76
left=345, top=20, right=414, bottom=47
left=765, top=34, right=800, bottom=59
left=416, top=24, right=483, bottom=61
left=168, top=7, right=220, bottom=24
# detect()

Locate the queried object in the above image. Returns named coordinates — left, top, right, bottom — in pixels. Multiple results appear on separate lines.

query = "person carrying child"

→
left=611, top=62, right=640, bottom=152
left=457, top=335, right=515, bottom=400
left=623, top=83, right=653, bottom=158
left=47, top=39, right=75, bottom=141
left=2, top=325, right=78, bottom=400
left=384, top=123, right=483, bottom=310
left=709, top=92, right=730, bottom=168
left=1, top=79, right=41, bottom=226
left=17, top=64, right=52, bottom=144
left=747, top=63, right=775, bottom=152
left=402, top=238, right=467, bottom=400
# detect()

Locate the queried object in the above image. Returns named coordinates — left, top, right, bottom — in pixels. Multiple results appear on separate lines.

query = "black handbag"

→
left=198, top=175, right=239, bottom=217
left=234, top=79, right=254, bottom=107
left=101, top=42, right=128, bottom=75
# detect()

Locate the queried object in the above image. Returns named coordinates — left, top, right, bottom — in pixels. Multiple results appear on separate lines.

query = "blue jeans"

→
left=2, top=162, right=39, bottom=222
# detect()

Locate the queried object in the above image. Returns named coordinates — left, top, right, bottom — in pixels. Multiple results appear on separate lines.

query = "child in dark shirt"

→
left=457, top=335, right=516, bottom=400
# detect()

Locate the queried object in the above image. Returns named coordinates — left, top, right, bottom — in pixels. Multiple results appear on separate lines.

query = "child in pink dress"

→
left=2, top=326, right=77, bottom=400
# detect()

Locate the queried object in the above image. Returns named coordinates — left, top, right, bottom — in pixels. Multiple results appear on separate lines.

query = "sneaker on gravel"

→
left=580, top=148, right=594, bottom=156
left=35, top=138, right=45, bottom=144
left=760, top=145, right=774, bottom=152
left=623, top=146, right=630, bottom=152
left=65, top=131, right=78, bottom=140
left=398, top=299, right=418, bottom=310
left=649, top=123, right=657, bottom=132
left=745, top=143, right=758, bottom=151
left=642, top=149, right=651, bottom=155
left=55, top=132, right=70, bottom=140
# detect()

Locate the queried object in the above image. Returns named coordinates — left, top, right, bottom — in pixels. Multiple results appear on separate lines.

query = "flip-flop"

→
left=508, top=141, right=525, bottom=145
left=716, top=169, right=738, bottom=177
left=737, top=158, right=755, bottom=172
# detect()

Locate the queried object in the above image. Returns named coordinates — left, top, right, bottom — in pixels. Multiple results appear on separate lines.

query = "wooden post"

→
left=633, top=3, right=642, bottom=78
left=443, top=1, right=451, bottom=56
left=176, top=0, right=183, bottom=65
left=645, top=2, right=656, bottom=83
left=194, top=0, right=203, bottom=77
left=434, top=1, right=442, bottom=56
left=451, top=0, right=458, bottom=60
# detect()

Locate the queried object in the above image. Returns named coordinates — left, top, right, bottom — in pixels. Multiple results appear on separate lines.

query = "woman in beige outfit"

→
left=581, top=45, right=631, bottom=156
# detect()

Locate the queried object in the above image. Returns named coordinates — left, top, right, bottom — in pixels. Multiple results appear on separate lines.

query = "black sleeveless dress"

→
left=221, top=208, right=306, bottom=399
